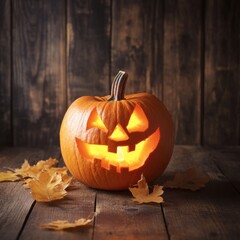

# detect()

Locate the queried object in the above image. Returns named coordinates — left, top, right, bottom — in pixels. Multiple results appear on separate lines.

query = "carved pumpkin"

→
left=60, top=71, right=174, bottom=190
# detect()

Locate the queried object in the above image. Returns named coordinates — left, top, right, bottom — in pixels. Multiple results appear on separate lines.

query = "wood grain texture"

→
left=12, top=0, right=66, bottom=147
left=0, top=0, right=11, bottom=146
left=163, top=0, right=202, bottom=145
left=111, top=0, right=164, bottom=97
left=0, top=147, right=61, bottom=240
left=204, top=0, right=240, bottom=145
left=0, top=0, right=239, bottom=147
left=67, top=0, right=110, bottom=104
left=1, top=146, right=240, bottom=239
left=211, top=147, right=240, bottom=193
left=160, top=146, right=240, bottom=240
left=19, top=182, right=96, bottom=240
left=94, top=191, right=168, bottom=240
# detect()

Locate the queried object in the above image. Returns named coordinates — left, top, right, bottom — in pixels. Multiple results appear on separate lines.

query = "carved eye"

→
left=126, top=104, right=148, bottom=133
left=87, top=108, right=108, bottom=132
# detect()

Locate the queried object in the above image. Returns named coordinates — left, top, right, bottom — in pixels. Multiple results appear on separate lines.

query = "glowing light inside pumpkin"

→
left=126, top=104, right=148, bottom=133
left=117, top=147, right=125, bottom=162
left=108, top=124, right=129, bottom=141
left=87, top=108, right=107, bottom=132
left=76, top=128, right=160, bottom=173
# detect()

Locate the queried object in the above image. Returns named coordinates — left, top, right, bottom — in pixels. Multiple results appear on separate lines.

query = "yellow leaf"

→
left=40, top=213, right=95, bottom=231
left=129, top=174, right=164, bottom=204
left=35, top=158, right=59, bottom=169
left=28, top=171, right=71, bottom=202
left=14, top=160, right=31, bottom=178
left=22, top=166, right=72, bottom=189
left=47, top=167, right=72, bottom=185
left=1, top=157, right=72, bottom=201
left=164, top=167, right=210, bottom=191
left=15, top=158, right=58, bottom=179
left=22, top=178, right=32, bottom=188
left=0, top=171, right=20, bottom=182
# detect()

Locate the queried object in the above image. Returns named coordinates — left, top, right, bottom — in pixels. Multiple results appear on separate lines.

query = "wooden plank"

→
left=12, top=0, right=66, bottom=147
left=0, top=147, right=61, bottom=240
left=111, top=0, right=164, bottom=97
left=0, top=0, right=11, bottom=146
left=93, top=191, right=168, bottom=240
left=163, top=0, right=202, bottom=145
left=19, top=182, right=96, bottom=240
left=67, top=0, right=110, bottom=104
left=204, top=0, right=240, bottom=145
left=211, top=147, right=240, bottom=193
left=160, top=146, right=240, bottom=239
left=1, top=146, right=240, bottom=239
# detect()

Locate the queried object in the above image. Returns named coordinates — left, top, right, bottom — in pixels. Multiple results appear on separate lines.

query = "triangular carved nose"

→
left=108, top=124, right=129, bottom=141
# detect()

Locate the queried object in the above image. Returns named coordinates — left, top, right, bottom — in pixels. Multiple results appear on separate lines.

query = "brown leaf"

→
left=1, top=158, right=72, bottom=202
left=164, top=167, right=210, bottom=191
left=129, top=174, right=164, bottom=204
left=28, top=171, right=71, bottom=202
left=47, top=167, right=72, bottom=186
left=15, top=158, right=58, bottom=179
left=0, top=171, right=20, bottom=182
left=23, top=166, right=72, bottom=189
left=14, top=160, right=31, bottom=178
left=40, top=213, right=95, bottom=231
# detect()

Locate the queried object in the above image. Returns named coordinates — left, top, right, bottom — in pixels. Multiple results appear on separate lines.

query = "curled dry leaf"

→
left=0, top=158, right=58, bottom=182
left=164, top=167, right=210, bottom=191
left=15, top=158, right=58, bottom=179
left=23, top=166, right=71, bottom=189
left=0, top=157, right=72, bottom=202
left=28, top=171, right=72, bottom=202
left=40, top=213, right=96, bottom=231
left=0, top=171, right=20, bottom=182
left=129, top=174, right=164, bottom=204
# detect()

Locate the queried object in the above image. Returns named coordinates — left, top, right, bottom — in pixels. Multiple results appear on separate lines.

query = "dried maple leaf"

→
left=129, top=174, right=164, bottom=204
left=28, top=171, right=71, bottom=202
left=0, top=171, right=20, bottom=182
left=0, top=157, right=72, bottom=202
left=35, top=158, right=59, bottom=169
left=15, top=158, right=58, bottom=179
left=14, top=160, right=31, bottom=178
left=40, top=213, right=95, bottom=231
left=47, top=167, right=72, bottom=185
left=164, top=167, right=210, bottom=191
left=22, top=178, right=32, bottom=188
left=23, top=166, right=72, bottom=189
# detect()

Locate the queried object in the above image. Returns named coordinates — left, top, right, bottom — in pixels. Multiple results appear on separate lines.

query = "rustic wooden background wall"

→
left=0, top=0, right=239, bottom=147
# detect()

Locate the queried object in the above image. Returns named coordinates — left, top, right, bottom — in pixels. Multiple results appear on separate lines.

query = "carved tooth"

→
left=129, top=144, right=135, bottom=152
left=116, top=166, right=121, bottom=173
left=101, top=159, right=110, bottom=170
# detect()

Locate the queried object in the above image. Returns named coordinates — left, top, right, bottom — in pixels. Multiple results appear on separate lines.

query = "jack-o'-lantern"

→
left=60, top=71, right=174, bottom=190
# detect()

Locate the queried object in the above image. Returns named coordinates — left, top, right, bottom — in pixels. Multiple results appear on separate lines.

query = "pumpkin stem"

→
left=108, top=71, right=128, bottom=101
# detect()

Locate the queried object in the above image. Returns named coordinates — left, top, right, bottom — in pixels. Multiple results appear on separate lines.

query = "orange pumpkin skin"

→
left=60, top=72, right=174, bottom=190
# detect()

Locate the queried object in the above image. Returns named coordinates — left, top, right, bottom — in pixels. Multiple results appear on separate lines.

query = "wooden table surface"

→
left=0, top=146, right=239, bottom=240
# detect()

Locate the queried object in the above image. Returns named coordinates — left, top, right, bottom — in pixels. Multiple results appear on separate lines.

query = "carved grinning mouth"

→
left=75, top=128, right=160, bottom=173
